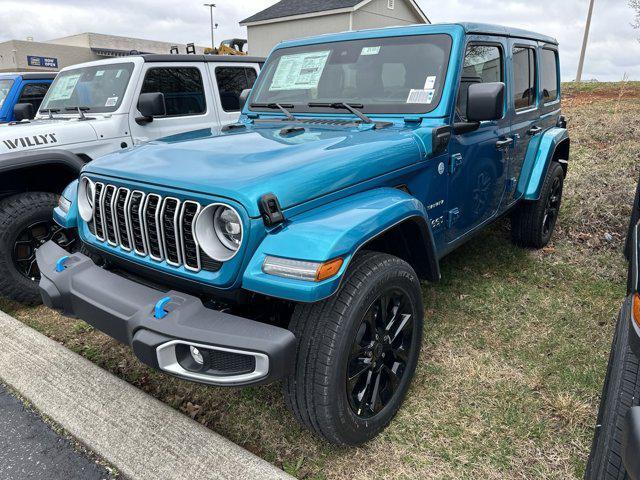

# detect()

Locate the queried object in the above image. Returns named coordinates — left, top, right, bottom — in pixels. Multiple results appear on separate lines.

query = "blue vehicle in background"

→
left=36, top=23, right=569, bottom=445
left=0, top=72, right=55, bottom=123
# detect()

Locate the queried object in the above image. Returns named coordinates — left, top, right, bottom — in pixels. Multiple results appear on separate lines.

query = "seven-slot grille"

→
left=90, top=182, right=222, bottom=272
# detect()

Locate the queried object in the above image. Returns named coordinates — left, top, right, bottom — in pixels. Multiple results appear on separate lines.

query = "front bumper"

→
left=35, top=240, right=296, bottom=386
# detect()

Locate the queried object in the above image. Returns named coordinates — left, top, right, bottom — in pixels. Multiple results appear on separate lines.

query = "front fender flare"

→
left=517, top=127, right=569, bottom=201
left=0, top=148, right=85, bottom=175
left=242, top=188, right=438, bottom=303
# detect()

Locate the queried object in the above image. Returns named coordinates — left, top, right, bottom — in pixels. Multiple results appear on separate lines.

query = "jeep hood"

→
left=0, top=117, right=100, bottom=154
left=85, top=123, right=427, bottom=218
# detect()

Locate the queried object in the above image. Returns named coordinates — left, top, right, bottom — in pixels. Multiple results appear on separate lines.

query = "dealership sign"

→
left=27, top=55, right=58, bottom=69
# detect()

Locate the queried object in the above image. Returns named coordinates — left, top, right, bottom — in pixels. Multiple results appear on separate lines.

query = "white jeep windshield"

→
left=0, top=79, right=14, bottom=108
left=250, top=34, right=452, bottom=115
left=40, top=62, right=134, bottom=114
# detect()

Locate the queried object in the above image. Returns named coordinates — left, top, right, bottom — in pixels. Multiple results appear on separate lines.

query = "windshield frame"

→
left=249, top=33, right=453, bottom=116
left=39, top=62, right=135, bottom=114
left=0, top=78, right=15, bottom=108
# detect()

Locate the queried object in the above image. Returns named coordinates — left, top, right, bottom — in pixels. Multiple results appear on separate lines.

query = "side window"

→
left=541, top=48, right=559, bottom=103
left=214, top=67, right=258, bottom=112
left=512, top=47, right=537, bottom=110
left=457, top=44, right=503, bottom=120
left=140, top=67, right=205, bottom=117
left=18, top=83, right=50, bottom=112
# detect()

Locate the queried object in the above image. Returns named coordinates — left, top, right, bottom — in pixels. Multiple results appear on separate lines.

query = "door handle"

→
left=527, top=126, right=542, bottom=136
left=495, top=137, right=514, bottom=150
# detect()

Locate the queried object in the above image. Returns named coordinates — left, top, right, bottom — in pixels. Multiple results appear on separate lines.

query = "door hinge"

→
left=449, top=153, right=463, bottom=174
left=506, top=177, right=517, bottom=192
left=447, top=208, right=460, bottom=228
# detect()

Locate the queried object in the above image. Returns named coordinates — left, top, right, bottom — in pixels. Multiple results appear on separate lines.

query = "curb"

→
left=0, top=310, right=293, bottom=480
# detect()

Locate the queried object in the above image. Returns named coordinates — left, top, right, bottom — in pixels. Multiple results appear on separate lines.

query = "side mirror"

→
left=136, top=92, right=166, bottom=125
left=14, top=103, right=35, bottom=121
left=239, top=89, right=251, bottom=111
left=467, top=82, right=505, bottom=122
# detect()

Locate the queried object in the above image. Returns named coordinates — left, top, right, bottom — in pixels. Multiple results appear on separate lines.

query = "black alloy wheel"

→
left=347, top=287, right=415, bottom=418
left=12, top=220, right=76, bottom=281
left=542, top=175, right=562, bottom=237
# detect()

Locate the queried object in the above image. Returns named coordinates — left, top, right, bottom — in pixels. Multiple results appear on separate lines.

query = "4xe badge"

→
left=2, top=134, right=58, bottom=150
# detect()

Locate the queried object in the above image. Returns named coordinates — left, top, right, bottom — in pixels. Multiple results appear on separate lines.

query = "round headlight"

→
left=194, top=203, right=243, bottom=262
left=78, top=177, right=95, bottom=222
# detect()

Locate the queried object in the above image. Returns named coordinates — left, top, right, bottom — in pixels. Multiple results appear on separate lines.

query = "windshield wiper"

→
left=308, top=102, right=373, bottom=124
left=65, top=106, right=91, bottom=120
left=40, top=108, right=60, bottom=119
left=250, top=102, right=296, bottom=121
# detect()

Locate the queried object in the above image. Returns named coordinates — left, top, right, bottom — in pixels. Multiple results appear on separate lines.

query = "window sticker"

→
left=105, top=96, right=118, bottom=107
left=269, top=50, right=330, bottom=91
left=95, top=70, right=105, bottom=77
left=406, top=88, right=435, bottom=104
left=48, top=74, right=81, bottom=101
left=361, top=46, right=381, bottom=56
left=424, top=75, right=436, bottom=90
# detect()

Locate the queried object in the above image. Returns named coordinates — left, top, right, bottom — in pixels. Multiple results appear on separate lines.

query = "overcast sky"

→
left=1, top=0, right=637, bottom=81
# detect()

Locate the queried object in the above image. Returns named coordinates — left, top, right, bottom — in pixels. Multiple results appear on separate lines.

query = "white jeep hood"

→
left=0, top=118, right=99, bottom=154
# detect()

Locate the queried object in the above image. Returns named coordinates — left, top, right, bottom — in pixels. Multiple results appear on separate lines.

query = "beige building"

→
left=0, top=33, right=207, bottom=73
left=241, top=0, right=430, bottom=57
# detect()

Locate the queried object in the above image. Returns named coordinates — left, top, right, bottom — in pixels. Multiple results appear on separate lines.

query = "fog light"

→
left=190, top=346, right=204, bottom=365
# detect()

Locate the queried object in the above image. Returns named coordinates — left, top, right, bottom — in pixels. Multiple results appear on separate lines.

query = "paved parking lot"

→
left=0, top=383, right=114, bottom=480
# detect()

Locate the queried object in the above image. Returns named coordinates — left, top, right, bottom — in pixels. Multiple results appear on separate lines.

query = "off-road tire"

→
left=511, top=161, right=565, bottom=249
left=585, top=298, right=640, bottom=479
left=0, top=192, right=60, bottom=304
left=283, top=251, right=424, bottom=445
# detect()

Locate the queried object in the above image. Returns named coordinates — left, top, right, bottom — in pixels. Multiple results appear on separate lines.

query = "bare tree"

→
left=631, top=0, right=640, bottom=29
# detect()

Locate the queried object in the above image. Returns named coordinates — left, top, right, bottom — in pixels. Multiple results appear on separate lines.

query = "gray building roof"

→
left=240, top=0, right=364, bottom=24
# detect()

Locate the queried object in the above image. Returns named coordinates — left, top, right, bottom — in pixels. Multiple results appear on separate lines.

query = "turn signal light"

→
left=316, top=258, right=344, bottom=282
left=633, top=293, right=640, bottom=329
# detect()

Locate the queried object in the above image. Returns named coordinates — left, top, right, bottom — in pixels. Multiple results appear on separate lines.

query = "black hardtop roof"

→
left=140, top=54, right=265, bottom=64
left=17, top=72, right=57, bottom=80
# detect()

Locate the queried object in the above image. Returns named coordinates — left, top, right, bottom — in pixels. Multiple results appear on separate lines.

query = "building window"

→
left=541, top=48, right=559, bottom=103
left=512, top=46, right=537, bottom=110
left=140, top=67, right=206, bottom=116
left=17, top=83, right=50, bottom=112
left=215, top=67, right=258, bottom=112
left=387, top=0, right=395, bottom=9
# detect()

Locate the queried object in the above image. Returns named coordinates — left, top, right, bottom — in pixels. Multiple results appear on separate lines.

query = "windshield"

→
left=0, top=79, right=14, bottom=108
left=40, top=62, right=134, bottom=113
left=251, top=34, right=452, bottom=115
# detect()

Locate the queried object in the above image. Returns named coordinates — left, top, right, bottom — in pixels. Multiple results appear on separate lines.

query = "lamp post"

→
left=204, top=3, right=216, bottom=50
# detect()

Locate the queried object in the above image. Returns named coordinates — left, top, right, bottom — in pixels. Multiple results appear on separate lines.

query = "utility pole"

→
left=576, top=0, right=595, bottom=82
left=204, top=3, right=216, bottom=50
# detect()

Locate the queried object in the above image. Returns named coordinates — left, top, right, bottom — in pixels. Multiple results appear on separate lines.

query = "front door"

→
left=129, top=63, right=219, bottom=144
left=446, top=38, right=512, bottom=243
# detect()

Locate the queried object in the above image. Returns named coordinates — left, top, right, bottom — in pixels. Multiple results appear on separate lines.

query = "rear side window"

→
left=541, top=49, right=559, bottom=102
left=18, top=83, right=50, bottom=112
left=457, top=44, right=503, bottom=120
left=215, top=67, right=257, bottom=112
left=141, top=67, right=206, bottom=116
left=512, top=46, right=537, bottom=110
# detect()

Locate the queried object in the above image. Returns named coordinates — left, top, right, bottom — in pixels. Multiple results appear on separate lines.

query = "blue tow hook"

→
left=55, top=255, right=70, bottom=272
left=153, top=297, right=172, bottom=319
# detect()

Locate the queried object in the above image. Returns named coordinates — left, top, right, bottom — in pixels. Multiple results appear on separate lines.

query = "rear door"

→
left=129, top=62, right=218, bottom=144
left=446, top=36, right=511, bottom=243
left=208, top=62, right=260, bottom=125
left=506, top=39, right=541, bottom=204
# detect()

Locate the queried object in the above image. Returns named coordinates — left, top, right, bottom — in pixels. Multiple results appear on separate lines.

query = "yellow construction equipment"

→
left=204, top=39, right=248, bottom=56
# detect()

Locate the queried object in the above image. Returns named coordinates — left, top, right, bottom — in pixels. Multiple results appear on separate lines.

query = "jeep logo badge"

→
left=2, top=133, right=58, bottom=150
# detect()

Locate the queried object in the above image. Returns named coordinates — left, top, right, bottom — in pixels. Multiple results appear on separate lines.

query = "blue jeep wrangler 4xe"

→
left=36, top=23, right=569, bottom=445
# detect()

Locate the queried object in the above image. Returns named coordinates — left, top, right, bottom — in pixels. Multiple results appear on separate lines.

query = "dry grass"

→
left=2, top=82, right=639, bottom=479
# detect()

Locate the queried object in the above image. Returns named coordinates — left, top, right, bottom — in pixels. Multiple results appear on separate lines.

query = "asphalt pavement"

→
left=0, top=383, right=114, bottom=480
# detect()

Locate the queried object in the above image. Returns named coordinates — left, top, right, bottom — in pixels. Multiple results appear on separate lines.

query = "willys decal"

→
left=3, top=133, right=58, bottom=150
